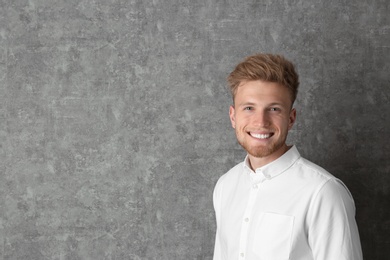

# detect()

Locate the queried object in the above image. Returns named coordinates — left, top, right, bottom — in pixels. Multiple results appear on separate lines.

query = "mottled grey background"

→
left=1, top=0, right=389, bottom=259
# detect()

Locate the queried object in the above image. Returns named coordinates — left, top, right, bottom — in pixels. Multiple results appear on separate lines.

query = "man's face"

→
left=229, top=80, right=296, bottom=165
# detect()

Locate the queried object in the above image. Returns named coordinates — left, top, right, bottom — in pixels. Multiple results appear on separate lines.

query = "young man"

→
left=213, top=54, right=363, bottom=260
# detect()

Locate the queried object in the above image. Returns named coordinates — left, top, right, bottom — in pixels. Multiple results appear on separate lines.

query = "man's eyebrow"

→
left=268, top=102, right=285, bottom=107
left=237, top=102, right=286, bottom=107
left=237, top=102, right=256, bottom=107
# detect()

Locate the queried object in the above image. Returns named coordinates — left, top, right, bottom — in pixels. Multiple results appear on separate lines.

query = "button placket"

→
left=238, top=180, right=260, bottom=259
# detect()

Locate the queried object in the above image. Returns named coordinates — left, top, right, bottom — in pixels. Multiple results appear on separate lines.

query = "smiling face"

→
left=229, top=80, right=296, bottom=169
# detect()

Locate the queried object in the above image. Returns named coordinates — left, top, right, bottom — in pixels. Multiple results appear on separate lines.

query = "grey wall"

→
left=1, top=0, right=389, bottom=259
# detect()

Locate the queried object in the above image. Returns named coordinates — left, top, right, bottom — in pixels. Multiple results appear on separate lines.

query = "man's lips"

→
left=249, top=132, right=274, bottom=139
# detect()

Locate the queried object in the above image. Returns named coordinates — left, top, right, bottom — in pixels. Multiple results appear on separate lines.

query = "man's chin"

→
left=240, top=144, right=275, bottom=158
left=246, top=143, right=289, bottom=159
left=247, top=149, right=274, bottom=158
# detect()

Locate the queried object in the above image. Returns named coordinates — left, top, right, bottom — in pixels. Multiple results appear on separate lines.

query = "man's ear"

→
left=288, top=108, right=297, bottom=130
left=229, top=105, right=236, bottom=129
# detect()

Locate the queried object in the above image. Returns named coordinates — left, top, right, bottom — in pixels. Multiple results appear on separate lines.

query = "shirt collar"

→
left=243, top=146, right=301, bottom=180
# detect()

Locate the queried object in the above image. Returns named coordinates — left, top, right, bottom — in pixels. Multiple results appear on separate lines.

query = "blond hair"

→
left=228, top=53, right=299, bottom=103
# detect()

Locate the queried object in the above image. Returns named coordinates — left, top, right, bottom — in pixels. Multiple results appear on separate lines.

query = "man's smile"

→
left=249, top=132, right=274, bottom=139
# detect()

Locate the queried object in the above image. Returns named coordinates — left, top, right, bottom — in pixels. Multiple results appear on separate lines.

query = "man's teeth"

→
left=250, top=133, right=271, bottom=139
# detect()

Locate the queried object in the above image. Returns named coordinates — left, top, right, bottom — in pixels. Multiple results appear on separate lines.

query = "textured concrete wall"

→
left=1, top=0, right=389, bottom=259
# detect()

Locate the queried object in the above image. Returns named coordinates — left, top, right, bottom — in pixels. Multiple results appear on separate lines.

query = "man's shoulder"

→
left=291, top=156, right=354, bottom=197
left=295, top=156, right=335, bottom=180
left=216, top=161, right=245, bottom=184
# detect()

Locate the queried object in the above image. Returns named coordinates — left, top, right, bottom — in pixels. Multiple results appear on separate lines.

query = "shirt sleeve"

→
left=307, top=178, right=363, bottom=260
left=212, top=177, right=223, bottom=260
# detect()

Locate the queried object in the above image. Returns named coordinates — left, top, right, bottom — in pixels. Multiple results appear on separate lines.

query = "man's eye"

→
left=244, top=107, right=253, bottom=111
left=270, top=107, right=280, bottom=111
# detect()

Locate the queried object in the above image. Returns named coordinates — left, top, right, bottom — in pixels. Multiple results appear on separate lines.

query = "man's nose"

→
left=252, top=111, right=270, bottom=127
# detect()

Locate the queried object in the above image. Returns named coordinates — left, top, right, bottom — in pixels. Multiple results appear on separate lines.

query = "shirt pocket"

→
left=252, top=212, right=294, bottom=260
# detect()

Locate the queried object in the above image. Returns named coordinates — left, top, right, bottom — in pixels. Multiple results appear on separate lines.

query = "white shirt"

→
left=213, top=146, right=363, bottom=260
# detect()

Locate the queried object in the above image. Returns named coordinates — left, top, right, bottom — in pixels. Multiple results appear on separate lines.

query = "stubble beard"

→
left=236, top=130, right=286, bottom=159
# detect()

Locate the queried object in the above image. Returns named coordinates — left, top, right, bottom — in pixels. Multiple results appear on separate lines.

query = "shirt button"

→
left=240, top=252, right=245, bottom=257
left=244, top=217, right=249, bottom=222
left=253, top=184, right=258, bottom=189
